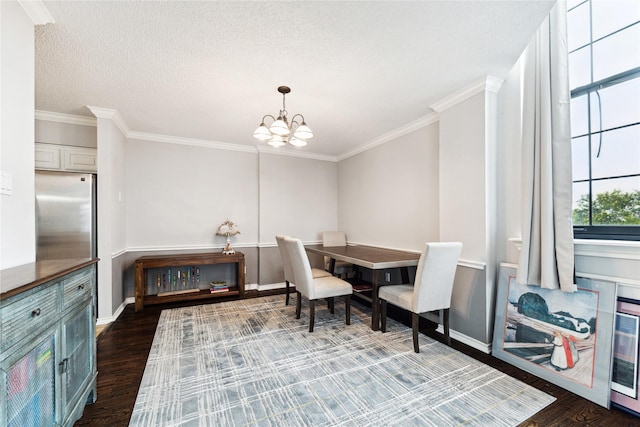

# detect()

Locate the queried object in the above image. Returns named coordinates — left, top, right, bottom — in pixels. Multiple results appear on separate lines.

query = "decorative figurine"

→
left=216, top=219, right=241, bottom=255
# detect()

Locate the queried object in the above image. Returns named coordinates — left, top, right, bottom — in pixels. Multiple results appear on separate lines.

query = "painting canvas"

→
left=493, top=264, right=617, bottom=408
left=611, top=299, right=640, bottom=416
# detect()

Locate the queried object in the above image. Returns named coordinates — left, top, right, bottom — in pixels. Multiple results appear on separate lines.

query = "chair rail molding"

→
left=126, top=243, right=257, bottom=253
left=574, top=239, right=640, bottom=260
left=509, top=237, right=640, bottom=260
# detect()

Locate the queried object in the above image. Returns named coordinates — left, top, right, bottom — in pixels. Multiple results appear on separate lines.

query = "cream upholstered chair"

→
left=275, top=235, right=330, bottom=305
left=322, top=231, right=355, bottom=278
left=379, top=242, right=462, bottom=352
left=283, top=236, right=353, bottom=332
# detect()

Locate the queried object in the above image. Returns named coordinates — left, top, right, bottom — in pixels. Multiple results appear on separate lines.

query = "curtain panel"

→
left=517, top=1, right=575, bottom=291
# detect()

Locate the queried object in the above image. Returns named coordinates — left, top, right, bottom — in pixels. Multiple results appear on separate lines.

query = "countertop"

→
left=0, top=258, right=99, bottom=300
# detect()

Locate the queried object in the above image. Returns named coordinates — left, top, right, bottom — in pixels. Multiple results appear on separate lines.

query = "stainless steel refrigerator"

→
left=35, top=170, right=97, bottom=260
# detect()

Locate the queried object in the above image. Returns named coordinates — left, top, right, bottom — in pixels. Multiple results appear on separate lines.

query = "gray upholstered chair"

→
left=322, top=231, right=355, bottom=278
left=283, top=236, right=353, bottom=332
left=275, top=235, right=330, bottom=305
left=379, top=242, right=462, bottom=352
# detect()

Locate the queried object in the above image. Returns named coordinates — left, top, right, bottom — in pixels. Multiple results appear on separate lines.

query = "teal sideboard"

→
left=0, top=258, right=98, bottom=427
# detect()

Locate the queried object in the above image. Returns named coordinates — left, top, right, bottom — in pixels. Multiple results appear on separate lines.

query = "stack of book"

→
left=210, top=281, right=229, bottom=293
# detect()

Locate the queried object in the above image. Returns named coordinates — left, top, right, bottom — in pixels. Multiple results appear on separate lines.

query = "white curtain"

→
left=517, top=1, right=575, bottom=291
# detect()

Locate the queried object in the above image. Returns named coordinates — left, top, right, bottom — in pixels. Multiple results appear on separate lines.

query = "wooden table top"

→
left=305, top=244, right=420, bottom=269
left=0, top=258, right=99, bottom=299
left=134, top=251, right=244, bottom=266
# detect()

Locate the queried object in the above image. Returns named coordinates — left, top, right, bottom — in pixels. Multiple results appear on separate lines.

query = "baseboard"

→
left=434, top=325, right=492, bottom=354
left=246, top=282, right=286, bottom=292
left=97, top=297, right=134, bottom=325
left=420, top=311, right=491, bottom=354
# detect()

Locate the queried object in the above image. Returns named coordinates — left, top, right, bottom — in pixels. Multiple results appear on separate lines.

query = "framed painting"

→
left=492, top=263, right=617, bottom=408
left=611, top=298, right=640, bottom=416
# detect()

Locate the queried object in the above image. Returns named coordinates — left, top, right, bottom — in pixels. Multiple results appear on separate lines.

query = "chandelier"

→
left=253, top=86, right=314, bottom=148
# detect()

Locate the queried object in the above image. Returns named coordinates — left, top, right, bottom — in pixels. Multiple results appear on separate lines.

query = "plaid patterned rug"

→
left=130, top=295, right=554, bottom=426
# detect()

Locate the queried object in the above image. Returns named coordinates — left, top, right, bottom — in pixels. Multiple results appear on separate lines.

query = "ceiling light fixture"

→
left=253, top=86, right=314, bottom=148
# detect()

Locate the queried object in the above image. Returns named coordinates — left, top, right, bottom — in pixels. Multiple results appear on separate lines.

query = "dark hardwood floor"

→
left=76, top=292, right=640, bottom=426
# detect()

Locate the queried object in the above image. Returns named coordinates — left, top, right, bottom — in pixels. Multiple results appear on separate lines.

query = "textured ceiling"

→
left=35, top=1, right=555, bottom=158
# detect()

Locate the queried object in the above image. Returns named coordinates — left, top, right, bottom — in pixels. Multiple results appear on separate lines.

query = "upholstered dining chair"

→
left=322, top=231, right=356, bottom=278
left=379, top=242, right=462, bottom=352
left=283, top=236, right=353, bottom=332
left=275, top=235, right=331, bottom=305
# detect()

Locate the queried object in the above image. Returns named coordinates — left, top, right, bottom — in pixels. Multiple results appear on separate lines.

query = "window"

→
left=567, top=0, right=640, bottom=240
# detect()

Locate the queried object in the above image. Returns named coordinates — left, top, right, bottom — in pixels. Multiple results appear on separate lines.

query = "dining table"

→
left=305, top=244, right=421, bottom=330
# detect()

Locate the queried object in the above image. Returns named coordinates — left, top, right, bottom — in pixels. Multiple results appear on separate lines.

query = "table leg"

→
left=329, top=258, right=336, bottom=275
left=401, top=267, right=410, bottom=284
left=135, top=263, right=144, bottom=311
left=371, top=270, right=381, bottom=330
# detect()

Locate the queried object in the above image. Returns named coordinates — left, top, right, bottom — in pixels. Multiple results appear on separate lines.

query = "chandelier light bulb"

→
left=267, top=135, right=286, bottom=148
left=289, top=137, right=308, bottom=147
left=293, top=123, right=313, bottom=140
left=269, top=117, right=290, bottom=136
left=253, top=123, right=272, bottom=141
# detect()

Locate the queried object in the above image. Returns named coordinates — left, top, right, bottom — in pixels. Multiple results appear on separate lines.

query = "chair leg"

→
left=296, top=291, right=302, bottom=319
left=380, top=299, right=387, bottom=332
left=328, top=297, right=335, bottom=314
left=309, top=300, right=315, bottom=332
left=443, top=308, right=451, bottom=346
left=285, top=280, right=290, bottom=305
left=412, top=312, right=420, bottom=353
left=345, top=295, right=351, bottom=325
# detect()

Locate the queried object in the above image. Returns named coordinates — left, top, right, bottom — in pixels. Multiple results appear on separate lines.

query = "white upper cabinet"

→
left=35, top=143, right=97, bottom=172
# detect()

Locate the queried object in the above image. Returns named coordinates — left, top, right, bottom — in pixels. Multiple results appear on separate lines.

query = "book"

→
left=210, top=281, right=229, bottom=293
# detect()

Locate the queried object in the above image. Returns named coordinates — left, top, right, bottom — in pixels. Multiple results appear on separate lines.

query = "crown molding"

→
left=18, top=0, right=54, bottom=25
left=430, top=75, right=504, bottom=113
left=35, top=110, right=97, bottom=127
left=256, top=145, right=337, bottom=162
left=337, top=112, right=439, bottom=161
left=86, top=106, right=130, bottom=136
left=128, top=131, right=257, bottom=153
left=35, top=108, right=435, bottom=163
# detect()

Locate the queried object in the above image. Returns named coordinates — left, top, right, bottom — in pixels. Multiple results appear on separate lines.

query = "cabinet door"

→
left=63, top=147, right=97, bottom=172
left=34, top=144, right=62, bottom=170
left=1, top=333, right=57, bottom=427
left=61, top=303, right=93, bottom=421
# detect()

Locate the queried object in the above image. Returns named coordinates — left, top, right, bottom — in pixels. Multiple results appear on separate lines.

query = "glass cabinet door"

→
left=2, top=334, right=56, bottom=427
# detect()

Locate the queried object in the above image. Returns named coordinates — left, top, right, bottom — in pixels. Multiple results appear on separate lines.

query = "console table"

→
left=134, top=252, right=245, bottom=311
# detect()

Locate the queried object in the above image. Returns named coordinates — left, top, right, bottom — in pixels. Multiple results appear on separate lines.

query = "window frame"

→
left=568, top=0, right=640, bottom=241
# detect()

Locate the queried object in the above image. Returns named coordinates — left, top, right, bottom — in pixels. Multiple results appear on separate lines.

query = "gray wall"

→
left=338, top=123, right=440, bottom=249
left=126, top=140, right=259, bottom=249
left=120, top=139, right=337, bottom=304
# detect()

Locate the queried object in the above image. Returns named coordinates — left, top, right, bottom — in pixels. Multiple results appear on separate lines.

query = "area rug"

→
left=130, top=295, right=555, bottom=426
